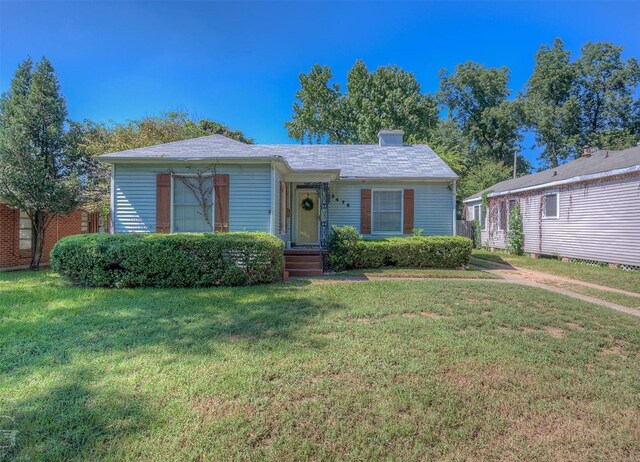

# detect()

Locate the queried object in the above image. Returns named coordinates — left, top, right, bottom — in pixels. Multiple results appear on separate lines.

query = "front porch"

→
left=279, top=177, right=332, bottom=250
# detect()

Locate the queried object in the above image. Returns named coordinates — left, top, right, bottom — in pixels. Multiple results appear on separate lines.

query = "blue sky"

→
left=1, top=1, right=639, bottom=167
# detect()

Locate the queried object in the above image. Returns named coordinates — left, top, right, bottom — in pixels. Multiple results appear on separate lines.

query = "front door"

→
left=296, top=190, right=319, bottom=245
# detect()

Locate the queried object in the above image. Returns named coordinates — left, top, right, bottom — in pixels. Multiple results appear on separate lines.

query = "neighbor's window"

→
left=473, top=205, right=480, bottom=222
left=80, top=211, right=89, bottom=233
left=543, top=193, right=558, bottom=219
left=498, top=201, right=507, bottom=231
left=372, top=190, right=402, bottom=233
left=173, top=176, right=213, bottom=232
left=19, top=210, right=32, bottom=251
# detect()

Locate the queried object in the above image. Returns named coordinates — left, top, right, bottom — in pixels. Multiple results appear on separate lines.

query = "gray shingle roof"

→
left=464, top=145, right=640, bottom=202
left=98, top=134, right=457, bottom=180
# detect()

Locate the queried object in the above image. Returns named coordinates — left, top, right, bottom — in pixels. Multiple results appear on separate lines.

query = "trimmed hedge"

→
left=50, top=232, right=284, bottom=288
left=328, top=226, right=472, bottom=271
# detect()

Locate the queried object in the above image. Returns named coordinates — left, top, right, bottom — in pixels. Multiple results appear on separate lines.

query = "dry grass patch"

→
left=544, top=326, right=565, bottom=339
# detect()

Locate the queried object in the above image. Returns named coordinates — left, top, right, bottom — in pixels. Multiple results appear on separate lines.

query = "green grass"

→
left=339, top=267, right=498, bottom=279
left=473, top=249, right=640, bottom=294
left=545, top=281, right=640, bottom=309
left=1, top=270, right=640, bottom=461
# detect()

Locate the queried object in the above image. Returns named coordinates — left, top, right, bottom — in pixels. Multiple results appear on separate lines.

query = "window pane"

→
left=499, top=202, right=507, bottom=230
left=544, top=194, right=557, bottom=217
left=18, top=210, right=32, bottom=250
left=173, top=177, right=213, bottom=232
left=372, top=191, right=402, bottom=233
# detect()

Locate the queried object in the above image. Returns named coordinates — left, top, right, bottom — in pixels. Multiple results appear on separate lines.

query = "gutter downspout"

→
left=452, top=180, right=457, bottom=236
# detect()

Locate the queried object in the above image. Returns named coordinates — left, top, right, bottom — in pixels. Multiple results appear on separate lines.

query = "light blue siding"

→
left=112, top=163, right=272, bottom=233
left=328, top=180, right=454, bottom=237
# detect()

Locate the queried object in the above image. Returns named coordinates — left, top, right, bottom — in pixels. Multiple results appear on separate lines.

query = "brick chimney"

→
left=378, top=130, right=404, bottom=146
left=582, top=145, right=591, bottom=157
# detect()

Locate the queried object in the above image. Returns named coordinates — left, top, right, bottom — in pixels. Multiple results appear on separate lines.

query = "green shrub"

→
left=327, top=226, right=472, bottom=271
left=327, top=225, right=362, bottom=271
left=50, top=232, right=284, bottom=288
left=507, top=204, right=524, bottom=255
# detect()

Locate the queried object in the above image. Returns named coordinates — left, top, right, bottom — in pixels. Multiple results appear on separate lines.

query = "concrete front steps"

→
left=284, top=249, right=323, bottom=277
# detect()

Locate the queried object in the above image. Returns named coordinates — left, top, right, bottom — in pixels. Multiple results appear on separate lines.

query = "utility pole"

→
left=513, top=150, right=517, bottom=179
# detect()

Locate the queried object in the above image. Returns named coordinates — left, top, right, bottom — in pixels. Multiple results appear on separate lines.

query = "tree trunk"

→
left=29, top=211, right=47, bottom=271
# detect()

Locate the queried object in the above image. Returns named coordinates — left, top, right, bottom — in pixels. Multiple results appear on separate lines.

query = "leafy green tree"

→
left=344, top=60, right=438, bottom=144
left=523, top=38, right=581, bottom=168
left=457, top=159, right=512, bottom=208
left=286, top=60, right=438, bottom=144
left=438, top=62, right=523, bottom=166
left=575, top=42, right=640, bottom=148
left=285, top=65, right=342, bottom=144
left=0, top=57, right=85, bottom=270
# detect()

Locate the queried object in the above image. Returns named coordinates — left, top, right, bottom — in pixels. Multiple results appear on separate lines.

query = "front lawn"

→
left=473, top=249, right=640, bottom=294
left=1, top=271, right=639, bottom=460
left=339, top=267, right=498, bottom=279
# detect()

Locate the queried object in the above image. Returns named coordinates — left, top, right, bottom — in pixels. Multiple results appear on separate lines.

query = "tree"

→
left=522, top=38, right=581, bottom=168
left=344, top=60, right=438, bottom=144
left=286, top=60, right=438, bottom=144
left=438, top=62, right=523, bottom=166
left=456, top=159, right=512, bottom=207
left=285, top=65, right=342, bottom=144
left=0, top=57, right=84, bottom=270
left=575, top=42, right=640, bottom=149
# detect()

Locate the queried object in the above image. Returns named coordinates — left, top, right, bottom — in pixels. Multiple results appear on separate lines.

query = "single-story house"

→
left=99, top=130, right=458, bottom=276
left=463, top=145, right=640, bottom=269
left=0, top=202, right=101, bottom=271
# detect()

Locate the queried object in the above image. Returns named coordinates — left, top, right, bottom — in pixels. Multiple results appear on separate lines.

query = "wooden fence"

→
left=456, top=220, right=474, bottom=240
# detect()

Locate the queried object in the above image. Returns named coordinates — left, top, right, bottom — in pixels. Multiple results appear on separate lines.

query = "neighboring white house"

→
left=463, top=145, right=640, bottom=269
left=99, top=130, right=458, bottom=249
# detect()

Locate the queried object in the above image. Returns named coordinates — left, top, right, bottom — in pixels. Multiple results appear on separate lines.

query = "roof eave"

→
left=462, top=164, right=640, bottom=203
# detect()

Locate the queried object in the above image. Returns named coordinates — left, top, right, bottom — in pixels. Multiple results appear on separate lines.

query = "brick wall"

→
left=0, top=204, right=98, bottom=270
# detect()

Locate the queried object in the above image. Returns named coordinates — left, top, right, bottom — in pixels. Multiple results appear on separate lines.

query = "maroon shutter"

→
left=214, top=174, right=230, bottom=232
left=156, top=174, right=171, bottom=233
left=361, top=189, right=372, bottom=234
left=403, top=189, right=414, bottom=234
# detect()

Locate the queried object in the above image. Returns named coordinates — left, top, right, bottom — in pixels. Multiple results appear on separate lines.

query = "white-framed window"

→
left=172, top=176, right=214, bottom=233
left=19, top=210, right=32, bottom=251
left=497, top=201, right=507, bottom=231
left=542, top=192, right=559, bottom=219
left=473, top=205, right=480, bottom=222
left=80, top=211, right=89, bottom=233
left=372, top=190, right=403, bottom=234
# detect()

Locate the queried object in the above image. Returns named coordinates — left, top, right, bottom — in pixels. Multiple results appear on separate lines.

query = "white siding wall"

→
left=112, top=163, right=272, bottom=233
left=329, top=180, right=454, bottom=237
left=478, top=174, right=640, bottom=266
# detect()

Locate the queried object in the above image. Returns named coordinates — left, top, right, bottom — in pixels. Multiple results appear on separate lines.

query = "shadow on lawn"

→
left=0, top=274, right=343, bottom=460
left=2, top=367, right=149, bottom=461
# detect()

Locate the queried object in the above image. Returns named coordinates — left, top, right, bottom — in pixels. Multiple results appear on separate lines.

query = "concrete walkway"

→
left=308, top=261, right=640, bottom=318
left=469, top=261, right=640, bottom=318
left=472, top=259, right=640, bottom=299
